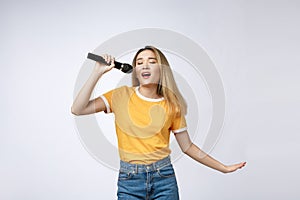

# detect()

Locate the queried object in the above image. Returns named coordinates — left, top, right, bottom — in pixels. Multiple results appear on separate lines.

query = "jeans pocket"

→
left=157, top=164, right=175, bottom=178
left=118, top=171, right=133, bottom=181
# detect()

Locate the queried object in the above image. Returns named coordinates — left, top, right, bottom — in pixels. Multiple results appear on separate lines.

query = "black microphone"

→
left=87, top=53, right=133, bottom=74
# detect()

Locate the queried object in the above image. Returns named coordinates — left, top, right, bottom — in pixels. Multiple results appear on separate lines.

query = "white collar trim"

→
left=135, top=87, right=164, bottom=102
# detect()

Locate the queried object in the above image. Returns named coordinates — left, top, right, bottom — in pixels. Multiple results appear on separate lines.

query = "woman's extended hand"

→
left=223, top=162, right=247, bottom=173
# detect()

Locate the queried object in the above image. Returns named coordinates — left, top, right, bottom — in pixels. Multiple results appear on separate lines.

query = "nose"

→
left=142, top=62, right=150, bottom=69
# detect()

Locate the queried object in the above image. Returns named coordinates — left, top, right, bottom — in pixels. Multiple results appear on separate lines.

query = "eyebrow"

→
left=136, top=57, right=157, bottom=61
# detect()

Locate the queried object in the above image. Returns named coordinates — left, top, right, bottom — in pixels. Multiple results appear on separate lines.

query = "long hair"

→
left=131, top=46, right=187, bottom=116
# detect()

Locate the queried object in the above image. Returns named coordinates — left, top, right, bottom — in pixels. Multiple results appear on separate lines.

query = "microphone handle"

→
left=87, top=53, right=123, bottom=69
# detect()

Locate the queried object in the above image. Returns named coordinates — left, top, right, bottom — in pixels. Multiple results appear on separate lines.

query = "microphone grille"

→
left=121, top=64, right=133, bottom=73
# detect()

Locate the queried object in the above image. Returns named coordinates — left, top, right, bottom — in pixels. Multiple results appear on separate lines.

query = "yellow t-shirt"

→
left=100, top=86, right=187, bottom=164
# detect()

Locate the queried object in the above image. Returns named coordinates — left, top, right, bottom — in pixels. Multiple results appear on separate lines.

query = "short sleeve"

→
left=100, top=86, right=127, bottom=114
left=170, top=114, right=187, bottom=134
left=100, top=92, right=112, bottom=113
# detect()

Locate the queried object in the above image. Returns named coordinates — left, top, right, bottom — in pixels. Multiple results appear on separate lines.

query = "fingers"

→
left=224, top=162, right=246, bottom=173
left=93, top=54, right=115, bottom=75
left=102, top=54, right=115, bottom=66
left=109, top=57, right=115, bottom=68
left=236, top=162, right=246, bottom=170
left=232, top=162, right=246, bottom=171
left=240, top=162, right=247, bottom=168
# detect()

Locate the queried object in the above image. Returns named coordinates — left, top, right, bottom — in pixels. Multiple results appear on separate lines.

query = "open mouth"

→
left=141, top=72, right=151, bottom=78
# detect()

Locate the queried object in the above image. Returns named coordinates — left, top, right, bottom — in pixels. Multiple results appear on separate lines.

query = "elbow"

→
left=181, top=143, right=193, bottom=155
left=182, top=148, right=191, bottom=156
left=71, top=106, right=81, bottom=116
left=182, top=150, right=189, bottom=157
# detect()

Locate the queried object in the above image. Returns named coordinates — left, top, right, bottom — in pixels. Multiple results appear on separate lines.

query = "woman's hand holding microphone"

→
left=93, top=54, right=115, bottom=75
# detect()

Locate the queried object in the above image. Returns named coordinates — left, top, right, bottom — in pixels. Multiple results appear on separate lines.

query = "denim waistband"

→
left=119, top=156, right=172, bottom=173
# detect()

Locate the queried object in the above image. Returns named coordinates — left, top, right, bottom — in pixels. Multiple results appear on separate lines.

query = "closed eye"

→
left=135, top=57, right=157, bottom=65
left=149, top=58, right=157, bottom=63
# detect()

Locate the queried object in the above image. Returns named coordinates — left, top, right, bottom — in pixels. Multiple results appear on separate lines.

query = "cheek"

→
left=153, top=67, right=161, bottom=80
left=134, top=67, right=141, bottom=77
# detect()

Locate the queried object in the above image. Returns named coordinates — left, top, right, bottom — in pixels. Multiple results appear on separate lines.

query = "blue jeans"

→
left=117, top=156, right=179, bottom=200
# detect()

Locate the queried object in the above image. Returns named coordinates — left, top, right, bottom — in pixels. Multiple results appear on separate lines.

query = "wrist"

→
left=92, top=68, right=104, bottom=79
left=220, top=164, right=229, bottom=173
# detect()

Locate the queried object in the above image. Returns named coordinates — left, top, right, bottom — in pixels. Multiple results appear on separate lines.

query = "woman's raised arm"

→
left=71, top=55, right=115, bottom=115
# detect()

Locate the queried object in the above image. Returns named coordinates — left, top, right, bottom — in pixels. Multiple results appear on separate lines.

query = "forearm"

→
left=71, top=70, right=103, bottom=115
left=184, top=143, right=227, bottom=173
left=175, top=131, right=244, bottom=173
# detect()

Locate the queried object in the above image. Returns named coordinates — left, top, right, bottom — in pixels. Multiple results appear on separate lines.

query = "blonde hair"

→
left=132, top=46, right=187, bottom=116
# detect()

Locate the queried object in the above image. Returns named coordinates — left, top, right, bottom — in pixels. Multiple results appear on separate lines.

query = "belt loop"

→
left=135, top=164, right=138, bottom=174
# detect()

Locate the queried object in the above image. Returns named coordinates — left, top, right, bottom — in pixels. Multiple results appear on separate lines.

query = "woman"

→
left=71, top=46, right=246, bottom=199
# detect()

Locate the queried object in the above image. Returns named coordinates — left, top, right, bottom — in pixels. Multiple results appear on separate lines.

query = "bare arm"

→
left=175, top=130, right=246, bottom=173
left=71, top=55, right=115, bottom=115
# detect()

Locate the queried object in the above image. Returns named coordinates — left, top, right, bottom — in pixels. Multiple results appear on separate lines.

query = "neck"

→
left=138, top=84, right=160, bottom=99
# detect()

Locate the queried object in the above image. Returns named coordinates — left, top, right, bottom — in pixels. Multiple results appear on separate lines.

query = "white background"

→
left=1, top=0, right=300, bottom=199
